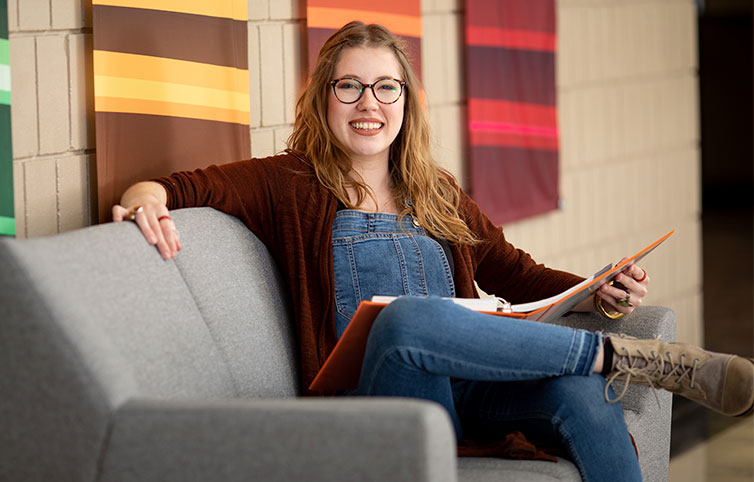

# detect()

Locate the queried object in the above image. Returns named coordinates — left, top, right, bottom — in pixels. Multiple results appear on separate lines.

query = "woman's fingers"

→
left=597, top=262, right=651, bottom=315
left=112, top=204, right=130, bottom=222
left=117, top=203, right=179, bottom=260
left=157, top=215, right=181, bottom=257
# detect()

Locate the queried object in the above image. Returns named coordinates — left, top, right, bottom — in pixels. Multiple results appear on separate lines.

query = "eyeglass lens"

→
left=332, top=78, right=403, bottom=104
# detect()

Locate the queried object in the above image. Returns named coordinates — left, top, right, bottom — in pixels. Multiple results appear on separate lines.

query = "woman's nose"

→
left=357, top=87, right=379, bottom=110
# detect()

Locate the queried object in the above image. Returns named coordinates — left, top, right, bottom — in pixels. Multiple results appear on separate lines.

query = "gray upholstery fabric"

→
left=0, top=207, right=675, bottom=482
left=169, top=208, right=299, bottom=398
left=458, top=457, right=581, bottom=482
left=99, top=398, right=456, bottom=482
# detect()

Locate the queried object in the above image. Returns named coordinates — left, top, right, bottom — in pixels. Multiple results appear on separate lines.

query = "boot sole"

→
left=735, top=358, right=754, bottom=418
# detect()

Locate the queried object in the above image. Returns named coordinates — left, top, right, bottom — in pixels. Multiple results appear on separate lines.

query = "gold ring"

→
left=617, top=291, right=632, bottom=308
left=128, top=205, right=143, bottom=221
left=595, top=294, right=625, bottom=319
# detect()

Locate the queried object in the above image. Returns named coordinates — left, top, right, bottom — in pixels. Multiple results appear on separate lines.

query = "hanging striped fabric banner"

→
left=306, top=0, right=422, bottom=78
left=0, top=0, right=13, bottom=236
left=93, top=0, right=250, bottom=222
left=465, top=0, right=559, bottom=225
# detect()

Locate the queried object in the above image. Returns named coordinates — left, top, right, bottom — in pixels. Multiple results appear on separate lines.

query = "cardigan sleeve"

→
left=459, top=189, right=583, bottom=304
left=152, top=157, right=279, bottom=246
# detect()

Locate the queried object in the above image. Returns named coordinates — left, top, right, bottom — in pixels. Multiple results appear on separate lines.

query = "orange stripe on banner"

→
left=470, top=129, right=559, bottom=150
left=466, top=26, right=555, bottom=52
left=94, top=74, right=250, bottom=114
left=307, top=7, right=421, bottom=37
left=92, top=0, right=247, bottom=21
left=468, top=98, right=557, bottom=129
left=93, top=51, right=248, bottom=93
left=307, top=0, right=419, bottom=17
left=95, top=96, right=249, bottom=125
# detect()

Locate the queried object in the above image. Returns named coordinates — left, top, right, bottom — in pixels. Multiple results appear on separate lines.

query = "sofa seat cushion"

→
left=458, top=457, right=581, bottom=481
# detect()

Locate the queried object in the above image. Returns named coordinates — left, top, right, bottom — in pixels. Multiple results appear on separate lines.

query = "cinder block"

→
left=7, top=0, right=18, bottom=32
left=429, top=104, right=463, bottom=181
left=274, top=125, right=293, bottom=153
left=282, top=23, right=303, bottom=124
left=69, top=33, right=94, bottom=151
left=259, top=24, right=285, bottom=126
left=18, top=0, right=50, bottom=31
left=420, top=14, right=443, bottom=107
left=269, top=0, right=294, bottom=20
left=248, top=0, right=268, bottom=21
left=250, top=128, right=275, bottom=158
left=442, top=14, right=462, bottom=104
left=12, top=160, right=25, bottom=238
left=429, top=0, right=459, bottom=14
left=37, top=35, right=69, bottom=154
left=23, top=158, right=58, bottom=237
left=9, top=36, right=38, bottom=158
left=248, top=25, right=261, bottom=128
left=556, top=6, right=575, bottom=88
left=51, top=0, right=84, bottom=30
left=57, top=154, right=90, bottom=233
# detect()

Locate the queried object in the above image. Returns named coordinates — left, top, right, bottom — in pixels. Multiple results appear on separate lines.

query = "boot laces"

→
left=605, top=346, right=700, bottom=407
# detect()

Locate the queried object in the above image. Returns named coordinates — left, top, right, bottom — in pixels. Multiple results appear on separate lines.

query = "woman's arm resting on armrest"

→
left=112, top=181, right=180, bottom=260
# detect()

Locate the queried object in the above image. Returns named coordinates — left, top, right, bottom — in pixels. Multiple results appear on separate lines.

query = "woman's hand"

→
left=596, top=260, right=650, bottom=316
left=112, top=182, right=180, bottom=260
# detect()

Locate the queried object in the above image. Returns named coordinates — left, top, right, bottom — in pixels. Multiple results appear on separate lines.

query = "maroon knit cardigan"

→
left=155, top=152, right=582, bottom=396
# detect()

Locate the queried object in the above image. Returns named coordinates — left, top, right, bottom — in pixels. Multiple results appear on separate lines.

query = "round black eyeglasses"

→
left=329, top=78, right=406, bottom=104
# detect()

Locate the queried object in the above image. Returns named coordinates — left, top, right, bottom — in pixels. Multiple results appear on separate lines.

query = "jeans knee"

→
left=545, top=376, right=625, bottom=426
left=369, top=296, right=433, bottom=348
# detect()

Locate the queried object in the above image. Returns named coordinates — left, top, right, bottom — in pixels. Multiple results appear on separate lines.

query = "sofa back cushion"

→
left=169, top=208, right=299, bottom=397
left=0, top=208, right=298, bottom=406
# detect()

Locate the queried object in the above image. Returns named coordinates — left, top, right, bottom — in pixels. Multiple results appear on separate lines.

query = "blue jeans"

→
left=354, top=297, right=642, bottom=482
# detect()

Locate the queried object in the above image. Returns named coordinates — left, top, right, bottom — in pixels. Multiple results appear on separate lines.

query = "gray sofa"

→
left=0, top=207, right=675, bottom=482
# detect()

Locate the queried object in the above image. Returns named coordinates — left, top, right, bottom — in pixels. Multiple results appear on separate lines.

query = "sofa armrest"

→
left=547, top=305, right=676, bottom=413
left=99, top=398, right=457, bottom=482
left=548, top=306, right=676, bottom=482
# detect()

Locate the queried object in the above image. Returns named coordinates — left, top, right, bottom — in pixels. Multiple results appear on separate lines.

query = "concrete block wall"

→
left=8, top=0, right=94, bottom=238
left=8, top=0, right=702, bottom=343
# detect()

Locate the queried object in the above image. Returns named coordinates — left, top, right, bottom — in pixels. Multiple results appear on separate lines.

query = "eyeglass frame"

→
left=329, top=77, right=407, bottom=105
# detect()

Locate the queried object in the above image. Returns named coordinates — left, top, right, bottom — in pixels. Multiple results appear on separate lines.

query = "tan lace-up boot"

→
left=605, top=335, right=754, bottom=417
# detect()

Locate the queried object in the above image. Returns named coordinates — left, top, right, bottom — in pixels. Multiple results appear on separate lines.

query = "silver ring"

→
left=617, top=291, right=632, bottom=308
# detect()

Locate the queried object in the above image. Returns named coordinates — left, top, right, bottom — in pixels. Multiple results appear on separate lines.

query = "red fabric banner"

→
left=306, top=0, right=422, bottom=78
left=465, top=0, right=559, bottom=225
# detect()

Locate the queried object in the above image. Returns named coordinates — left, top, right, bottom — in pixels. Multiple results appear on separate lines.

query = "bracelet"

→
left=594, top=293, right=625, bottom=320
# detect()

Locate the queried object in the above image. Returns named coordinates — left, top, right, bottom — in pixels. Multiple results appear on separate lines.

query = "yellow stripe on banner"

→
left=307, top=7, right=422, bottom=37
left=92, top=0, right=247, bottom=21
left=96, top=96, right=250, bottom=125
left=93, top=51, right=248, bottom=94
left=94, top=75, right=250, bottom=114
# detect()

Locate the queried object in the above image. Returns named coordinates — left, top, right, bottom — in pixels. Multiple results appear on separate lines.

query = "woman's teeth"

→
left=350, top=121, right=382, bottom=131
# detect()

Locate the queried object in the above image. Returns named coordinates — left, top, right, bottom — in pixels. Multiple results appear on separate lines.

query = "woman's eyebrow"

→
left=336, top=74, right=397, bottom=81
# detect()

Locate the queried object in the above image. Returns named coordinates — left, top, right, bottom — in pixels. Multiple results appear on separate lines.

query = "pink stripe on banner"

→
left=470, top=121, right=558, bottom=137
left=466, top=26, right=556, bottom=52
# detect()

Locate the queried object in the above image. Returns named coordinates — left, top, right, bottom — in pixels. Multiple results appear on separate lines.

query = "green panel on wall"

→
left=0, top=0, right=14, bottom=236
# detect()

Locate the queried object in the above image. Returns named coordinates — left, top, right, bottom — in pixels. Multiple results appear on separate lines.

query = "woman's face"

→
left=326, top=46, right=405, bottom=166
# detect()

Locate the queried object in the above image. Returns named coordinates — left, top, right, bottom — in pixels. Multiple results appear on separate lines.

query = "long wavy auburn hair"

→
left=287, top=21, right=478, bottom=245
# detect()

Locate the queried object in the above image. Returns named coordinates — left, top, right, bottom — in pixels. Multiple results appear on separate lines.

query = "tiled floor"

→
left=669, top=416, right=754, bottom=482
left=669, top=208, right=754, bottom=481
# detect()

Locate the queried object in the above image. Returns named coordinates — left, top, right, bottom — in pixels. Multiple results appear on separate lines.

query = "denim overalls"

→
left=331, top=209, right=455, bottom=338
left=330, top=209, right=641, bottom=482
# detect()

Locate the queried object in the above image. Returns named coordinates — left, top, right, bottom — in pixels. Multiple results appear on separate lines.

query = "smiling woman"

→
left=110, top=21, right=754, bottom=482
